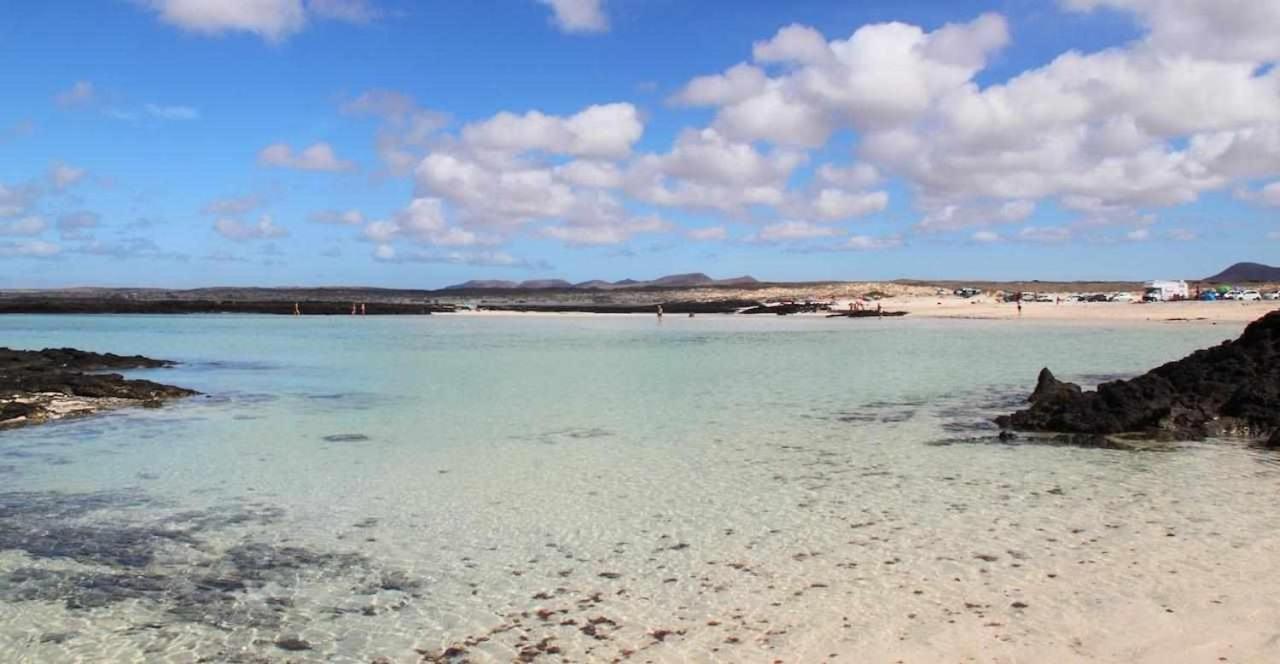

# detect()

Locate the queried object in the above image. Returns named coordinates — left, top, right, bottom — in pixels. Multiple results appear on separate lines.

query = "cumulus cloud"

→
left=54, top=81, right=95, bottom=108
left=1236, top=181, right=1280, bottom=207
left=140, top=0, right=306, bottom=41
left=373, top=245, right=552, bottom=269
left=461, top=103, right=642, bottom=159
left=687, top=226, right=728, bottom=241
left=144, top=104, right=200, bottom=120
left=308, top=0, right=381, bottom=23
left=203, top=193, right=265, bottom=216
left=668, top=7, right=1280, bottom=244
left=342, top=89, right=449, bottom=175
left=214, top=214, right=288, bottom=241
left=309, top=209, right=365, bottom=225
left=136, top=0, right=381, bottom=41
left=535, top=0, right=608, bottom=34
left=1018, top=226, right=1072, bottom=243
left=258, top=142, right=355, bottom=172
left=0, top=182, right=41, bottom=218
left=841, top=234, right=904, bottom=251
left=48, top=162, right=87, bottom=191
left=751, top=220, right=841, bottom=243
left=624, top=127, right=804, bottom=213
left=972, top=230, right=1002, bottom=243
left=0, top=240, right=60, bottom=258
left=0, top=217, right=46, bottom=237
left=57, top=211, right=99, bottom=240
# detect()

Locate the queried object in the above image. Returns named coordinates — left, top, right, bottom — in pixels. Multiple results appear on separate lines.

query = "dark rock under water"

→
left=0, top=347, right=197, bottom=428
left=997, top=310, right=1280, bottom=444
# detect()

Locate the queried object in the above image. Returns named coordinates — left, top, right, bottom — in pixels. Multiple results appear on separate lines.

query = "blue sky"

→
left=1, top=0, right=1278, bottom=288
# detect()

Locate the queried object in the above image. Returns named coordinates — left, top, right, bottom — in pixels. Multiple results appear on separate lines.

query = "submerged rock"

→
left=997, top=310, right=1280, bottom=441
left=0, top=347, right=197, bottom=429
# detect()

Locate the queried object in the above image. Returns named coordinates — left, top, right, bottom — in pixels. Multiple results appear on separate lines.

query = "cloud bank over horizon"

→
left=3, top=0, right=1279, bottom=287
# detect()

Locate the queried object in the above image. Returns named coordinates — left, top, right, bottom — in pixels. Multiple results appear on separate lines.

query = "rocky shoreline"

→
left=0, top=348, right=197, bottom=429
left=997, top=310, right=1280, bottom=446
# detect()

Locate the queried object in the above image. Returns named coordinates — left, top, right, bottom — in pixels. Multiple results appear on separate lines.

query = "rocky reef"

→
left=0, top=348, right=197, bottom=429
left=997, top=310, right=1280, bottom=444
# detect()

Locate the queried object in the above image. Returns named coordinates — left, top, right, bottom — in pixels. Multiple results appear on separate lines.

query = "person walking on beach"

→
left=293, top=302, right=301, bottom=316
left=657, top=304, right=663, bottom=319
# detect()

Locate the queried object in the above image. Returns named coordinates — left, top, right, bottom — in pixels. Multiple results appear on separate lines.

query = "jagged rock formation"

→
left=1, top=348, right=197, bottom=429
left=997, top=311, right=1280, bottom=443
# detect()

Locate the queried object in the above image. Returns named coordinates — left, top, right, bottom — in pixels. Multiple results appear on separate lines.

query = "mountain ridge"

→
left=1204, top=262, right=1280, bottom=282
left=443, top=274, right=760, bottom=291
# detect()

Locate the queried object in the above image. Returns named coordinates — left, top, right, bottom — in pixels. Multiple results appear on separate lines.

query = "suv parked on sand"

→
left=1239, top=290, right=1263, bottom=301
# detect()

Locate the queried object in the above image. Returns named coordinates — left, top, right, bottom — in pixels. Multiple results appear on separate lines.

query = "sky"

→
left=2, top=0, right=1279, bottom=288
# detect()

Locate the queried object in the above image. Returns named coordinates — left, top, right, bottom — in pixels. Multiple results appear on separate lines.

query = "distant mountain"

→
left=1204, top=262, right=1280, bottom=282
left=649, top=272, right=714, bottom=287
left=518, top=279, right=573, bottom=289
left=442, top=279, right=519, bottom=290
left=443, top=274, right=760, bottom=291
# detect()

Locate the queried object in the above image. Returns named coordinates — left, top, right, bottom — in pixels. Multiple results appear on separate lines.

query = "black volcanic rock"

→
left=1204, top=262, right=1280, bottom=283
left=996, top=311, right=1280, bottom=441
left=1, top=348, right=196, bottom=429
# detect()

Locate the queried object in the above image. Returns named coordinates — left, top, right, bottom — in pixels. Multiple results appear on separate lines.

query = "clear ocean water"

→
left=2, top=314, right=1278, bottom=663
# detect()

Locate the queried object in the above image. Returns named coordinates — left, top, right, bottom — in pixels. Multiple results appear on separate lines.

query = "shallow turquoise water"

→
left=1, top=314, right=1278, bottom=662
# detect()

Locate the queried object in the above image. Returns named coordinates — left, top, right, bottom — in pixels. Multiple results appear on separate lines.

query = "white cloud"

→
left=144, top=104, right=200, bottom=120
left=214, top=214, right=288, bottom=241
left=535, top=0, right=608, bottom=34
left=142, top=0, right=307, bottom=41
left=1166, top=228, right=1198, bottom=241
left=841, top=234, right=904, bottom=251
left=0, top=182, right=41, bottom=218
left=0, top=240, right=60, bottom=258
left=374, top=246, right=551, bottom=269
left=54, top=81, right=95, bottom=108
left=680, top=14, right=1009, bottom=148
left=1236, top=181, right=1280, bottom=207
left=57, top=211, right=99, bottom=240
left=917, top=200, right=1035, bottom=231
left=309, top=209, right=365, bottom=225
left=307, top=0, right=380, bottom=23
left=1125, top=227, right=1151, bottom=241
left=0, top=217, right=46, bottom=237
left=48, top=162, right=86, bottom=191
left=258, top=142, right=355, bottom=172
left=972, top=230, right=1002, bottom=243
left=203, top=193, right=265, bottom=216
left=461, top=103, right=643, bottom=159
left=687, top=226, right=728, bottom=241
left=1018, top=226, right=1072, bottom=243
left=624, top=127, right=804, bottom=214
left=342, top=89, right=449, bottom=176
left=752, top=220, right=840, bottom=243
left=809, top=189, right=889, bottom=221
left=138, top=0, right=382, bottom=41
left=1062, top=0, right=1280, bottom=62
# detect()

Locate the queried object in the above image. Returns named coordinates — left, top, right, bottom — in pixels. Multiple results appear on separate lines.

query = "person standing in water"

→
left=657, top=304, right=663, bottom=319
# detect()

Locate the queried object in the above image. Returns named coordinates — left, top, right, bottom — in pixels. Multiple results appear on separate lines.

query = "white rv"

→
left=1142, top=280, right=1190, bottom=302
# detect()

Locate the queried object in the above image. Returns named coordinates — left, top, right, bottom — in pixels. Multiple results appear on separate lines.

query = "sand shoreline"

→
left=443, top=299, right=1279, bottom=324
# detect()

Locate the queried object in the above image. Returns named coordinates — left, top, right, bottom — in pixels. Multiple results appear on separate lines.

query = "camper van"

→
left=1142, top=280, right=1190, bottom=302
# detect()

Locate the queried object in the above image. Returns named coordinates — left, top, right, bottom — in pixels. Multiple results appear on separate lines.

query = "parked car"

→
left=1222, top=290, right=1243, bottom=300
left=1200, top=291, right=1219, bottom=301
left=1034, top=293, right=1054, bottom=302
left=1085, top=293, right=1110, bottom=302
left=1239, top=290, right=1263, bottom=301
left=1110, top=292, right=1137, bottom=302
left=1265, top=291, right=1280, bottom=300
